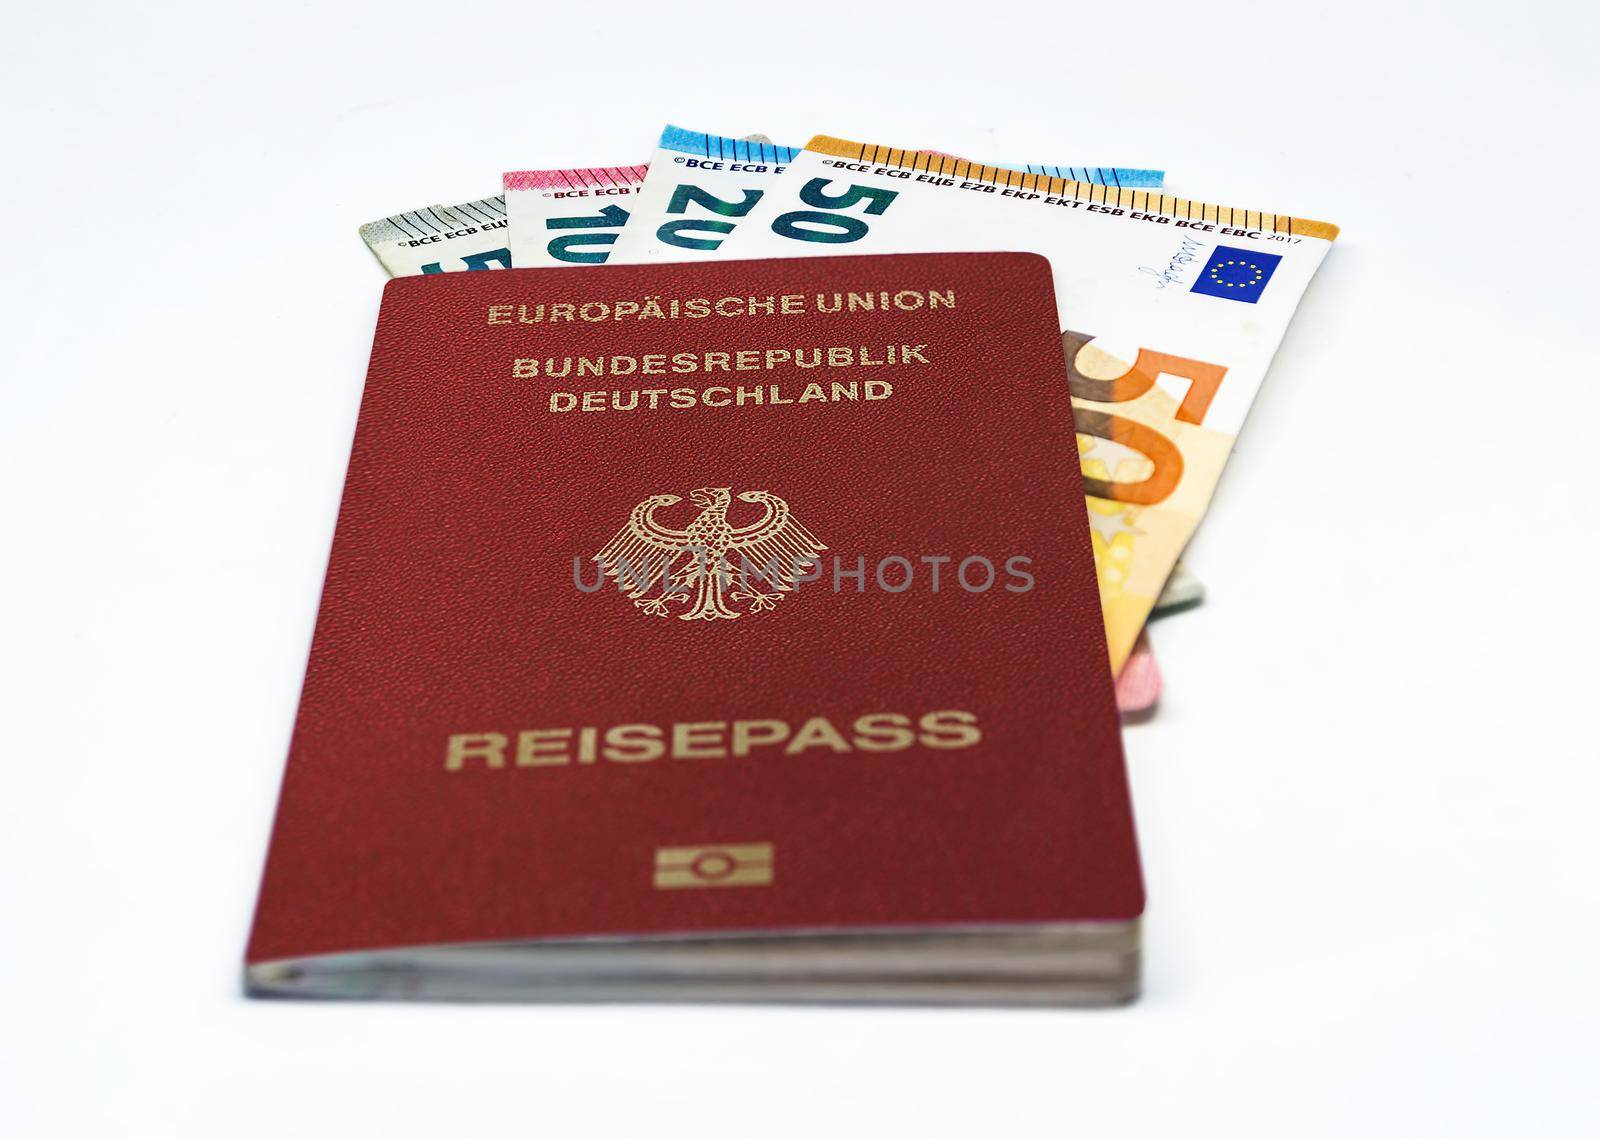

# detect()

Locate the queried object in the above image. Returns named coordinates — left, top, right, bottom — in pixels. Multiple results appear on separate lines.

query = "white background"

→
left=3, top=2, right=1597, bottom=1134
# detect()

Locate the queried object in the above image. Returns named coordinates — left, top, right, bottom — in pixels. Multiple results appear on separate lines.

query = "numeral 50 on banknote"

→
left=1064, top=331, right=1226, bottom=507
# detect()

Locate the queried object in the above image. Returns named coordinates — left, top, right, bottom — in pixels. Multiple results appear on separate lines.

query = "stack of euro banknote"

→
left=359, top=125, right=1338, bottom=719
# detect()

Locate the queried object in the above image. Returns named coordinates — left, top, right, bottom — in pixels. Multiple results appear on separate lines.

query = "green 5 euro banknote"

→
left=692, top=134, right=1337, bottom=675
left=358, top=196, right=511, bottom=276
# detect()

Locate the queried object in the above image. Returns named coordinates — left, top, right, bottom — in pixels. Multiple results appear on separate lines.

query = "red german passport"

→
left=246, top=252, right=1144, bottom=1004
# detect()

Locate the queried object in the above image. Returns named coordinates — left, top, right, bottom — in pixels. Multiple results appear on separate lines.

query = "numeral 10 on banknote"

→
left=545, top=205, right=630, bottom=264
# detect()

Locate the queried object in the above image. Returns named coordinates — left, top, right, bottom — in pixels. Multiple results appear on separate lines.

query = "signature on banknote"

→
left=1138, top=235, right=1208, bottom=289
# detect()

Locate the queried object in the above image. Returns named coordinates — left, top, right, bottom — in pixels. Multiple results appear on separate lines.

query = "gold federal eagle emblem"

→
left=594, top=487, right=826, bottom=621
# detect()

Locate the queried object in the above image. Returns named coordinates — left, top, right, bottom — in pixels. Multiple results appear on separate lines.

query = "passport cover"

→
left=245, top=252, right=1144, bottom=996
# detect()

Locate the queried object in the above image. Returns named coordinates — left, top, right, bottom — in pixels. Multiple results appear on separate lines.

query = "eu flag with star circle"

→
left=1190, top=245, right=1282, bottom=303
